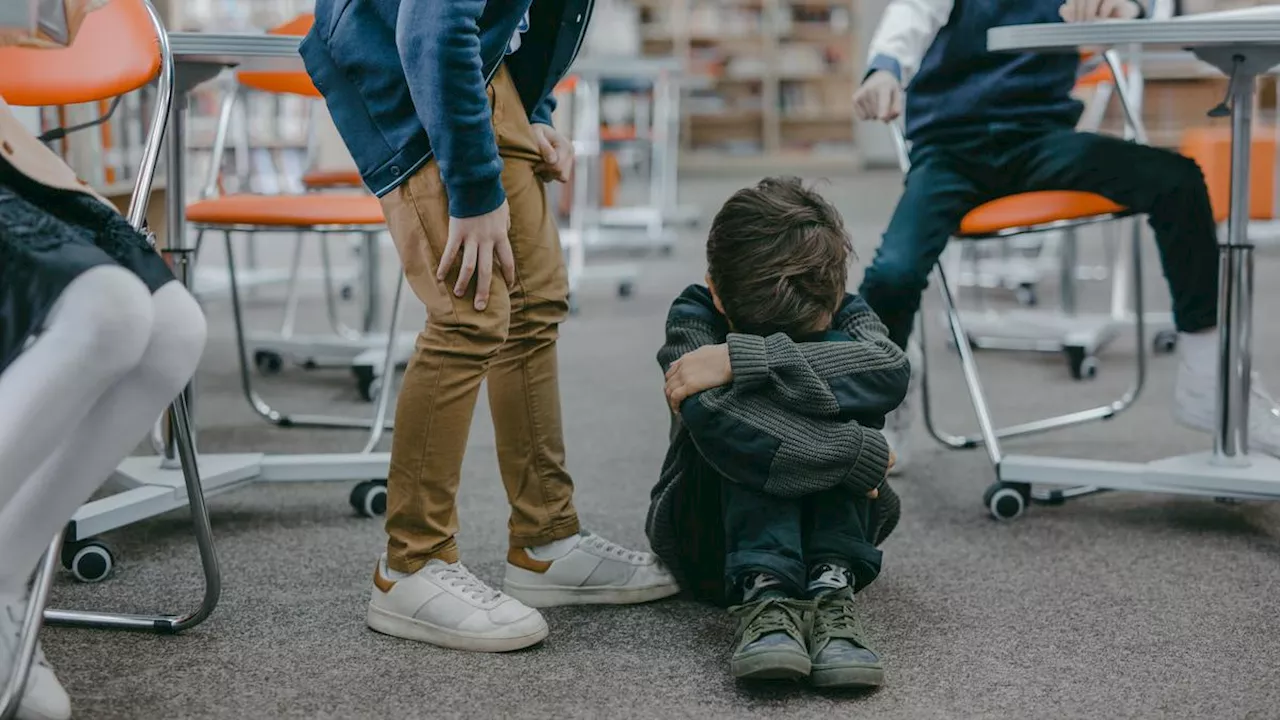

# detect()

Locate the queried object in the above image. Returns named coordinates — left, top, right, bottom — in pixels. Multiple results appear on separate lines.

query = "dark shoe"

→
left=808, top=587, right=884, bottom=688
left=729, top=597, right=811, bottom=681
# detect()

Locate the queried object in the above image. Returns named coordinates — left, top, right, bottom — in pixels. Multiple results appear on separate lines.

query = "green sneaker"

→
left=729, top=597, right=812, bottom=681
left=808, top=587, right=884, bottom=689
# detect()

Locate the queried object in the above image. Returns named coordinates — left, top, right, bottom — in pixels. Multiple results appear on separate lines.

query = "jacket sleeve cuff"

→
left=845, top=429, right=892, bottom=494
left=727, top=334, right=770, bottom=392
left=531, top=95, right=557, bottom=127
left=446, top=174, right=507, bottom=219
left=864, top=54, right=903, bottom=84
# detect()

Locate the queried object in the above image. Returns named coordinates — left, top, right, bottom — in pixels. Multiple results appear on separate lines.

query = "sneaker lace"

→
left=585, top=534, right=646, bottom=564
left=434, top=563, right=501, bottom=605
left=730, top=597, right=808, bottom=643
left=812, top=594, right=868, bottom=648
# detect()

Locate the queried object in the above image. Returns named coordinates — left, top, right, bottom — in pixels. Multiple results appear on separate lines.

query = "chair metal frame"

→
left=2, top=3, right=218, bottom=718
left=892, top=50, right=1161, bottom=517
left=188, top=39, right=403, bottom=433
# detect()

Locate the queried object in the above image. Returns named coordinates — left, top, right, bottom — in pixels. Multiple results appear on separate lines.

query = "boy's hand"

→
left=664, top=344, right=733, bottom=413
left=1059, top=0, right=1141, bottom=22
left=532, top=123, right=574, bottom=183
left=440, top=201, right=517, bottom=312
left=865, top=451, right=894, bottom=500
left=853, top=70, right=903, bottom=123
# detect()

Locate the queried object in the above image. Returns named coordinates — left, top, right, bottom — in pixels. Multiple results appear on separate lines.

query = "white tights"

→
left=0, top=266, right=207, bottom=593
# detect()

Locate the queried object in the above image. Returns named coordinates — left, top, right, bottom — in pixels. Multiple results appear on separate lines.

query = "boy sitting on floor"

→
left=646, top=177, right=909, bottom=687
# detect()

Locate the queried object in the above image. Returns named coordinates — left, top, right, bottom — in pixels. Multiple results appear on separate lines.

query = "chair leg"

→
left=0, top=537, right=59, bottom=720
left=224, top=231, right=395, bottom=432
left=934, top=264, right=1004, bottom=470
left=43, top=393, right=222, bottom=632
left=361, top=271, right=406, bottom=455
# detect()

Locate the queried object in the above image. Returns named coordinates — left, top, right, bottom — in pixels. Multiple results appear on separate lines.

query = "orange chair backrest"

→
left=236, top=14, right=320, bottom=98
left=0, top=0, right=161, bottom=106
left=1180, top=126, right=1275, bottom=223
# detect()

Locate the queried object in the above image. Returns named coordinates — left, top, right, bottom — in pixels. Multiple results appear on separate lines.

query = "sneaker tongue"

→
left=808, top=563, right=851, bottom=593
left=742, top=573, right=784, bottom=602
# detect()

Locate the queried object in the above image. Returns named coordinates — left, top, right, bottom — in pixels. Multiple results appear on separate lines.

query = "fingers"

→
left=496, top=237, right=516, bottom=286
left=474, top=247, right=493, bottom=311
left=454, top=240, right=478, bottom=298
left=867, top=488, right=880, bottom=499
left=537, top=133, right=558, bottom=166
left=437, top=225, right=463, bottom=282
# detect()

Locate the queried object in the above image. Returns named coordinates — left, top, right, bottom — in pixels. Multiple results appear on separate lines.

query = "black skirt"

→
left=0, top=157, right=174, bottom=374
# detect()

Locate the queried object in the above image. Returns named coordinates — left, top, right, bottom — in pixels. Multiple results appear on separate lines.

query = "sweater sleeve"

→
left=724, top=294, right=911, bottom=423
left=864, top=0, right=954, bottom=85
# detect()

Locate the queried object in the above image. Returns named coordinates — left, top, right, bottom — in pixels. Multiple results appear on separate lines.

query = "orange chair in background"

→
left=1179, top=125, right=1276, bottom=224
left=186, top=14, right=406, bottom=436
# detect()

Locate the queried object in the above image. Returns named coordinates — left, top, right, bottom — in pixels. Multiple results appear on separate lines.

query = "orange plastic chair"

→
left=0, top=0, right=221, bottom=634
left=1179, top=126, right=1275, bottom=224
left=187, top=13, right=401, bottom=428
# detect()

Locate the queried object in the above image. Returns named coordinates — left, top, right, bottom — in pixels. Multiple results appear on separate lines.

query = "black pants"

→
left=722, top=481, right=884, bottom=601
left=857, top=124, right=1220, bottom=348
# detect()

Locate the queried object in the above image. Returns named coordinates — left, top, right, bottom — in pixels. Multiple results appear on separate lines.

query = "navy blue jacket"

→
left=300, top=1, right=593, bottom=218
left=864, top=0, right=1144, bottom=143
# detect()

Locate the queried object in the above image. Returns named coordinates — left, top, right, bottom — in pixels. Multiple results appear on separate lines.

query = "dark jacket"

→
left=299, top=0, right=593, bottom=217
left=646, top=285, right=910, bottom=605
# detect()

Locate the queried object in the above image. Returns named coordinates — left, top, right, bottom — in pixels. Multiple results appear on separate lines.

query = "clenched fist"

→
left=853, top=70, right=904, bottom=123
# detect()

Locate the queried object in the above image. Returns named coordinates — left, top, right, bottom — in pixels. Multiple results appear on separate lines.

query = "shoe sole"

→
left=503, top=579, right=680, bottom=608
left=366, top=604, right=548, bottom=653
left=811, top=664, right=885, bottom=689
left=732, top=649, right=812, bottom=681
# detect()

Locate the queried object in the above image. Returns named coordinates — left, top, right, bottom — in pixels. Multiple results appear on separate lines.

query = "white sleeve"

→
left=865, top=0, right=955, bottom=84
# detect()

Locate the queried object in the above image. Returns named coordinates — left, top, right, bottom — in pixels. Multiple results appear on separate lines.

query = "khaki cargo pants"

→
left=376, top=64, right=580, bottom=573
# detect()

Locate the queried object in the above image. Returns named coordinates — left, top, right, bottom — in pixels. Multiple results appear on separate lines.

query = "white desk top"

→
left=989, top=16, right=1280, bottom=54
left=168, top=32, right=302, bottom=70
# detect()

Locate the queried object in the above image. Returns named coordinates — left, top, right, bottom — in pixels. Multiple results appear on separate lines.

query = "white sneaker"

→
left=0, top=597, right=72, bottom=720
left=1174, top=364, right=1280, bottom=456
left=366, top=557, right=548, bottom=653
left=503, top=531, right=680, bottom=608
left=884, top=339, right=921, bottom=477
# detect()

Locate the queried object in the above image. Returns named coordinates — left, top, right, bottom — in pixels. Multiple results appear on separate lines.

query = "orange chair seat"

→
left=600, top=125, right=639, bottom=143
left=186, top=193, right=385, bottom=227
left=302, top=168, right=364, bottom=189
left=959, top=191, right=1126, bottom=237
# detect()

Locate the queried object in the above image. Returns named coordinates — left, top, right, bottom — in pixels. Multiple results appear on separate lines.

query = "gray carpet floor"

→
left=39, top=171, right=1280, bottom=719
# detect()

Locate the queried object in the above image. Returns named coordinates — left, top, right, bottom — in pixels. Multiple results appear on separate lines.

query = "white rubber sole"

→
left=502, top=577, right=680, bottom=608
left=366, top=604, right=548, bottom=653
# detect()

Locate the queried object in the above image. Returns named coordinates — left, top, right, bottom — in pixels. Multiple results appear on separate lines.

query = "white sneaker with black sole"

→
left=504, top=531, right=679, bottom=608
left=366, top=557, right=548, bottom=653
left=0, top=596, right=72, bottom=720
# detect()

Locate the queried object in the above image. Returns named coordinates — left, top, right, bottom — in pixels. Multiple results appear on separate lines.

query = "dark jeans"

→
left=722, top=480, right=884, bottom=601
left=858, top=124, right=1221, bottom=348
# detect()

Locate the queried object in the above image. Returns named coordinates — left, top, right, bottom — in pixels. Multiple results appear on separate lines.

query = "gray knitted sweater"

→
left=645, top=285, right=909, bottom=603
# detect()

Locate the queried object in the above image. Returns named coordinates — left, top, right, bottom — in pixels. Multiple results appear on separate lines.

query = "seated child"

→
left=646, top=177, right=910, bottom=688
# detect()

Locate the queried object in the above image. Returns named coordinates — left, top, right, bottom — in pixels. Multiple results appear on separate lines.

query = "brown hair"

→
left=706, top=176, right=852, bottom=338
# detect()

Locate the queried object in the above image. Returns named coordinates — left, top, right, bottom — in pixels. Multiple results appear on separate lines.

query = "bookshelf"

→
left=637, top=0, right=861, bottom=169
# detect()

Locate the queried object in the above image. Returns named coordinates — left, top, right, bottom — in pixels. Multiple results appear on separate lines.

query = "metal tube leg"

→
left=361, top=233, right=380, bottom=334
left=279, top=232, right=307, bottom=339
left=361, top=272, right=406, bottom=454
left=225, top=232, right=394, bottom=431
left=319, top=233, right=360, bottom=341
left=0, top=536, right=59, bottom=720
left=935, top=265, right=1004, bottom=468
left=45, top=394, right=221, bottom=633
left=1214, top=67, right=1258, bottom=464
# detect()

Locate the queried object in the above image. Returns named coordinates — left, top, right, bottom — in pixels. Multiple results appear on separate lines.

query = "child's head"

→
left=705, top=176, right=852, bottom=338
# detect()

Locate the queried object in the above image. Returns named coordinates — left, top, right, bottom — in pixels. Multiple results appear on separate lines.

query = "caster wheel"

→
left=350, top=480, right=388, bottom=518
left=983, top=482, right=1028, bottom=521
left=617, top=282, right=634, bottom=299
left=1015, top=282, right=1038, bottom=307
left=361, top=376, right=383, bottom=403
left=61, top=539, right=115, bottom=583
left=340, top=285, right=355, bottom=301
left=254, top=350, right=284, bottom=376
left=353, top=366, right=375, bottom=401
left=1152, top=329, right=1178, bottom=355
left=1065, top=346, right=1098, bottom=381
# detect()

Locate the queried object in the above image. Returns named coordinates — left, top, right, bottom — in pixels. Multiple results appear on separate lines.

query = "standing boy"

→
left=302, top=0, right=677, bottom=653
